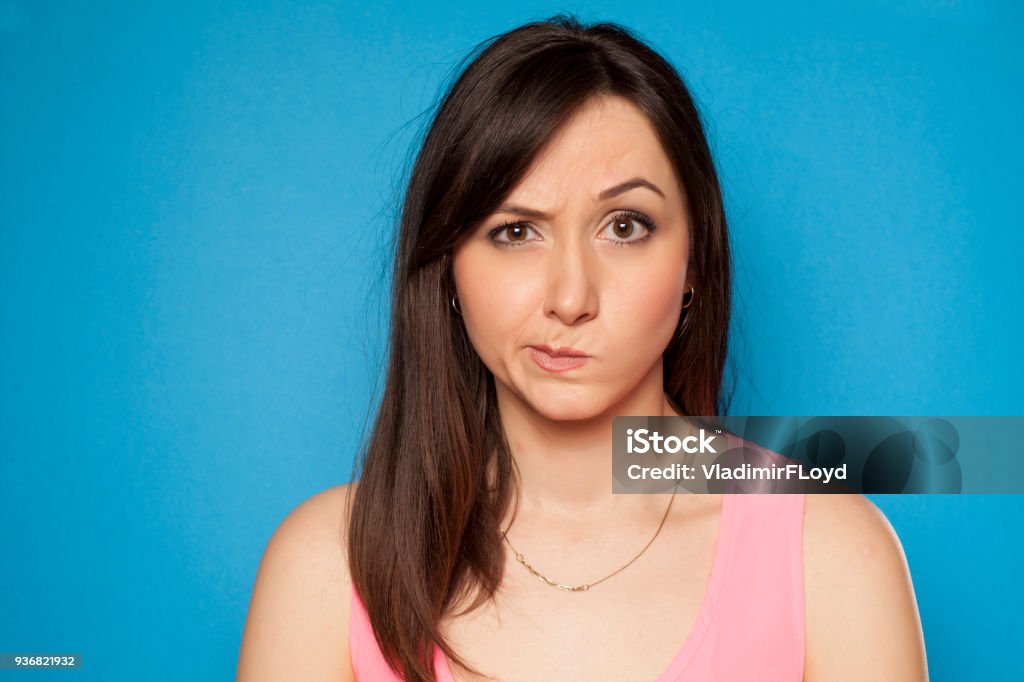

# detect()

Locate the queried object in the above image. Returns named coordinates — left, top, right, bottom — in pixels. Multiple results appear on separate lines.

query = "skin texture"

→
left=236, top=95, right=928, bottom=681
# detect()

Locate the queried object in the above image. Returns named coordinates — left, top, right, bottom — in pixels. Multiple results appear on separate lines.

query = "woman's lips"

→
left=528, top=346, right=589, bottom=372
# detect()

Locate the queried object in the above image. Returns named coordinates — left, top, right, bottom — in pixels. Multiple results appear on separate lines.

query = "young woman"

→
left=237, top=15, right=928, bottom=682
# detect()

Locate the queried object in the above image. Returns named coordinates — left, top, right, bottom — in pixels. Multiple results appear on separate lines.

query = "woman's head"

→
left=351, top=15, right=732, bottom=682
left=395, top=14, right=731, bottom=419
left=452, top=93, right=693, bottom=422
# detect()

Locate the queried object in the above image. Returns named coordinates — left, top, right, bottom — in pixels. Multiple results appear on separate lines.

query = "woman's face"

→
left=452, top=94, right=690, bottom=421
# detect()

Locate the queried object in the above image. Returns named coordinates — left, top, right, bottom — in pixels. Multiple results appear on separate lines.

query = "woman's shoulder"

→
left=288, top=481, right=360, bottom=541
left=804, top=493, right=901, bottom=560
left=236, top=482, right=359, bottom=682
left=801, top=494, right=928, bottom=680
left=262, top=482, right=359, bottom=577
left=802, top=494, right=911, bottom=591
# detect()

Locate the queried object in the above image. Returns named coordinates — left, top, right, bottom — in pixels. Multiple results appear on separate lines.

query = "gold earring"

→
left=675, top=286, right=696, bottom=340
left=681, top=285, right=695, bottom=309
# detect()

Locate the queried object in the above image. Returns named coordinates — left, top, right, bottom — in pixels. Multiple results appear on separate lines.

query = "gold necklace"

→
left=500, top=487, right=678, bottom=592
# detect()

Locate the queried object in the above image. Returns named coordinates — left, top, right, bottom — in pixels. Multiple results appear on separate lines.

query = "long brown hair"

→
left=347, top=14, right=733, bottom=681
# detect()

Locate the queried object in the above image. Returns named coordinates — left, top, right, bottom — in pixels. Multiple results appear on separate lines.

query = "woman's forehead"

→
left=502, top=95, right=680, bottom=208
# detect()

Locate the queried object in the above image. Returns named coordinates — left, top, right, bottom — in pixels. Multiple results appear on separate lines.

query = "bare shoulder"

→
left=803, top=494, right=928, bottom=681
left=237, top=482, right=360, bottom=682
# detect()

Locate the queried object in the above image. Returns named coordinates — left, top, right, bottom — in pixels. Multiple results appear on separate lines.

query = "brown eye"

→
left=610, top=218, right=636, bottom=239
left=488, top=222, right=539, bottom=248
left=506, top=225, right=528, bottom=242
left=601, top=211, right=657, bottom=246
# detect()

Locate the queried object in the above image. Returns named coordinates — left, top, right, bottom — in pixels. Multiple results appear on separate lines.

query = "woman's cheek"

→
left=611, top=267, right=685, bottom=355
left=642, top=278, right=685, bottom=332
left=459, top=274, right=532, bottom=366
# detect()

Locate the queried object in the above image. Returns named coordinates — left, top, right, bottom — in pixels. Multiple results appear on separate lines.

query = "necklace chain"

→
left=500, top=487, right=678, bottom=592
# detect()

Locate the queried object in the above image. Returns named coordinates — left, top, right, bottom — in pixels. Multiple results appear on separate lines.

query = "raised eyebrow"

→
left=494, top=177, right=666, bottom=220
left=598, top=177, right=665, bottom=201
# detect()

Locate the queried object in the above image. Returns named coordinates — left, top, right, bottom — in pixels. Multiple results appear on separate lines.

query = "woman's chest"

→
left=438, top=521, right=720, bottom=682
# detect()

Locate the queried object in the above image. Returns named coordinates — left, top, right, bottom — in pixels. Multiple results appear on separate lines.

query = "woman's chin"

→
left=524, top=394, right=610, bottom=423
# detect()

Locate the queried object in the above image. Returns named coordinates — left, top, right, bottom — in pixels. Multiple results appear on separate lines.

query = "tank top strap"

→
left=349, top=583, right=407, bottom=681
left=680, top=493, right=806, bottom=680
left=350, top=583, right=457, bottom=681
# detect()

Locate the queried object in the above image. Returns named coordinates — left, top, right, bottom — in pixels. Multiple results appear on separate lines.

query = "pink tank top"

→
left=349, top=493, right=806, bottom=680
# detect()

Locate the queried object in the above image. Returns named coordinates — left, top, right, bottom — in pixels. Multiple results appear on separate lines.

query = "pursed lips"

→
left=527, top=344, right=589, bottom=357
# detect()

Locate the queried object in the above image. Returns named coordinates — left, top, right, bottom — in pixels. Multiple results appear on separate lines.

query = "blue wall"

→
left=1, top=1, right=1021, bottom=680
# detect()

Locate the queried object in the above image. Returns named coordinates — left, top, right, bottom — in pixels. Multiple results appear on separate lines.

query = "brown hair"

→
left=347, top=14, right=733, bottom=681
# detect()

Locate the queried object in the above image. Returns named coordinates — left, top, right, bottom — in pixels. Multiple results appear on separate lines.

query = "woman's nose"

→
left=543, top=238, right=599, bottom=326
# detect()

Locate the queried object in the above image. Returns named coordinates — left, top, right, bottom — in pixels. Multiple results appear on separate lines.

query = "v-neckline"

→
left=434, top=493, right=736, bottom=682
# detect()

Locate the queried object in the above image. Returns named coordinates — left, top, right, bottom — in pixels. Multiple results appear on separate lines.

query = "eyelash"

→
left=486, top=210, right=658, bottom=249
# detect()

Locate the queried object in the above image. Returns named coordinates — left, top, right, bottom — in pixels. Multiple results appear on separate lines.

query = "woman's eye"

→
left=602, top=212, right=657, bottom=245
left=489, top=223, right=538, bottom=247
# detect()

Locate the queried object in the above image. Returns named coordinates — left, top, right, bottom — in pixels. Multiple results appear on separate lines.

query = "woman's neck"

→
left=493, top=362, right=681, bottom=524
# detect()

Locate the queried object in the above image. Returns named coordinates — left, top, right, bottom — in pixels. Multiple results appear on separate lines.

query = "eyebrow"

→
left=494, top=177, right=666, bottom=220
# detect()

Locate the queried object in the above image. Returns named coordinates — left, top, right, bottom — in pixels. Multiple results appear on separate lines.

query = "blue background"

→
left=1, top=1, right=1021, bottom=679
